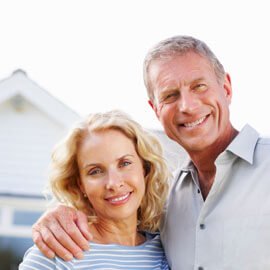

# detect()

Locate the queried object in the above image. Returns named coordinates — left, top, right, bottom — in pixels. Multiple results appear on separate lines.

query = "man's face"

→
left=148, top=52, right=233, bottom=154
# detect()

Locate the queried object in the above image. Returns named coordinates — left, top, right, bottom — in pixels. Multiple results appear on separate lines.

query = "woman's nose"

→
left=105, top=169, right=123, bottom=190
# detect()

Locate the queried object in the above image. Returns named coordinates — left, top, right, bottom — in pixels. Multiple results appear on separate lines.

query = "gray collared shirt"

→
left=161, top=124, right=270, bottom=270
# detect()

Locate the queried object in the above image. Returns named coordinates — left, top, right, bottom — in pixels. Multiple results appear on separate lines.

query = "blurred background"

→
left=1, top=0, right=270, bottom=268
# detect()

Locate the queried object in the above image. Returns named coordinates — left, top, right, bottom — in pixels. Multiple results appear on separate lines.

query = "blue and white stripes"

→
left=19, top=233, right=169, bottom=269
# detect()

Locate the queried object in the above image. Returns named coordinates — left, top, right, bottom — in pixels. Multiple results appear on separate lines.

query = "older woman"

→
left=19, top=110, right=170, bottom=269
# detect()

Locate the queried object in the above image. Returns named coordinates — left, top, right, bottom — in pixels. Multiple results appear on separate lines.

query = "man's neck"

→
left=189, top=126, right=239, bottom=199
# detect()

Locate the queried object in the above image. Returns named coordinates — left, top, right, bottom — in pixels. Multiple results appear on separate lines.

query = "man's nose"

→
left=178, top=91, right=199, bottom=113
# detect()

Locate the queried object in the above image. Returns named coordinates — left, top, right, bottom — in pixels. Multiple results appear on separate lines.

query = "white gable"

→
left=0, top=70, right=80, bottom=196
left=0, top=70, right=79, bottom=127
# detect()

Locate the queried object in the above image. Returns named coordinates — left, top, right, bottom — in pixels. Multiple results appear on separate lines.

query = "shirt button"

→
left=197, top=189, right=201, bottom=193
left=199, top=224, right=205, bottom=229
left=198, top=267, right=204, bottom=270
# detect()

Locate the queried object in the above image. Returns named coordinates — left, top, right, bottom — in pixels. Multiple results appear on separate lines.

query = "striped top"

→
left=19, top=232, right=169, bottom=269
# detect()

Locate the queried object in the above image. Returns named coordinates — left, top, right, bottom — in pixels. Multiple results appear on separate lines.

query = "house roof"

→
left=0, top=69, right=80, bottom=127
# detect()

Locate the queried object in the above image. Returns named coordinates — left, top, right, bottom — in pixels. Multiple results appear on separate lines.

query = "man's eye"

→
left=162, top=92, right=179, bottom=103
left=88, top=168, right=102, bottom=176
left=166, top=93, right=175, bottom=99
left=194, top=84, right=207, bottom=91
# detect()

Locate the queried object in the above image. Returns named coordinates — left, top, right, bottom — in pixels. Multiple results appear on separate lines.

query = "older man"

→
left=31, top=36, right=270, bottom=269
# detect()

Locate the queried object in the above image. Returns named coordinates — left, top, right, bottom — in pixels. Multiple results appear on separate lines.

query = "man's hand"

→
left=32, top=205, right=92, bottom=261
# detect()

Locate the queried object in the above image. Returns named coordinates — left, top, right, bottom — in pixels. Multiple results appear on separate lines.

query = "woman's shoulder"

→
left=19, top=245, right=56, bottom=269
left=19, top=245, right=70, bottom=270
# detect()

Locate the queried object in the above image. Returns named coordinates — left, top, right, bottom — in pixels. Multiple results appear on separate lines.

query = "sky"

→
left=1, top=0, right=270, bottom=135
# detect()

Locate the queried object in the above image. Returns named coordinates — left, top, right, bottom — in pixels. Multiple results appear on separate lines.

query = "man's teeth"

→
left=110, top=193, right=129, bottom=202
left=184, top=116, right=206, bottom=128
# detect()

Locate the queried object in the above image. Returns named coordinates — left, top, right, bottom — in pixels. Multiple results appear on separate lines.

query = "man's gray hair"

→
left=143, top=35, right=225, bottom=102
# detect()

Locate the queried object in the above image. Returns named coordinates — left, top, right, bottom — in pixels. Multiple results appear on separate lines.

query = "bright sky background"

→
left=1, top=0, right=270, bottom=135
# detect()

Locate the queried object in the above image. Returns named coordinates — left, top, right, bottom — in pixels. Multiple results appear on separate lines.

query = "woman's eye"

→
left=88, top=168, right=102, bottom=176
left=120, top=161, right=131, bottom=167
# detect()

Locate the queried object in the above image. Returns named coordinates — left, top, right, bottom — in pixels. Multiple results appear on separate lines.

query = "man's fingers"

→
left=31, top=205, right=91, bottom=260
left=39, top=225, right=76, bottom=261
left=32, top=229, right=55, bottom=259
left=56, top=213, right=90, bottom=252
left=76, top=211, right=93, bottom=243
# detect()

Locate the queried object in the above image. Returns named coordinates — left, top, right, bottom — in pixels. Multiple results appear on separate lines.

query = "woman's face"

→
left=77, top=129, right=145, bottom=224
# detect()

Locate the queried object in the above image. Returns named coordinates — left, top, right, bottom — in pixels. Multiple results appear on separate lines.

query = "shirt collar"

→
left=180, top=124, right=259, bottom=172
left=180, top=157, right=194, bottom=172
left=226, top=124, right=259, bottom=164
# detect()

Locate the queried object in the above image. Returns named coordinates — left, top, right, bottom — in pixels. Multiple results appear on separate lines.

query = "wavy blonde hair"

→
left=49, top=110, right=170, bottom=232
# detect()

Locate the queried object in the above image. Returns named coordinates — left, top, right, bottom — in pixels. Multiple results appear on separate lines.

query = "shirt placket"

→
left=193, top=156, right=235, bottom=270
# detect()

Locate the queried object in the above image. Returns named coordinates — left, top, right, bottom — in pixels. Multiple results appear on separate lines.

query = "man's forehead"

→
left=150, top=52, right=213, bottom=80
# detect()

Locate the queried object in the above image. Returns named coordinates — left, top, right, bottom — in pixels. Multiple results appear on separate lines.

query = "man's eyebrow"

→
left=191, top=77, right=205, bottom=84
left=159, top=87, right=179, bottom=96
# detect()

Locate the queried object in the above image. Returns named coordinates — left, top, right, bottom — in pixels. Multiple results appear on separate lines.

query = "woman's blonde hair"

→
left=49, top=110, right=170, bottom=232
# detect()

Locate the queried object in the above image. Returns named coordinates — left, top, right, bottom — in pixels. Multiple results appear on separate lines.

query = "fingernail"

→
left=63, top=254, right=73, bottom=261
left=48, top=251, right=55, bottom=258
left=82, top=244, right=89, bottom=251
left=75, top=252, right=84, bottom=259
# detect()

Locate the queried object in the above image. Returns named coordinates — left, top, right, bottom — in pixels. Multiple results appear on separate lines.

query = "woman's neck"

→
left=90, top=219, right=145, bottom=246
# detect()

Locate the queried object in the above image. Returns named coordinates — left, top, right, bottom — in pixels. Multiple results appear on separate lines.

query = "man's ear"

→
left=223, top=73, right=233, bottom=104
left=148, top=99, right=160, bottom=119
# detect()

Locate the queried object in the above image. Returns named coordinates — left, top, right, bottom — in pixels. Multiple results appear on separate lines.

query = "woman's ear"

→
left=77, top=177, right=86, bottom=196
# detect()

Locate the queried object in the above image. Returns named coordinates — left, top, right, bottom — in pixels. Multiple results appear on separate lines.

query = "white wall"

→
left=0, top=96, right=69, bottom=196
